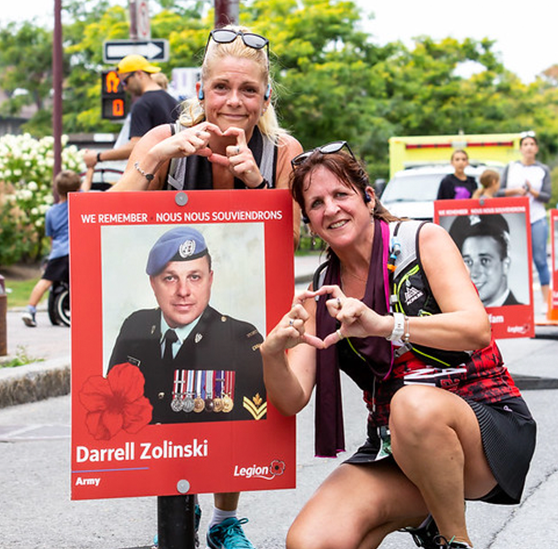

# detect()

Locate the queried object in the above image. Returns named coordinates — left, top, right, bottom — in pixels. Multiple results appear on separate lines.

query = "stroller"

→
left=47, top=167, right=123, bottom=327
left=48, top=279, right=70, bottom=327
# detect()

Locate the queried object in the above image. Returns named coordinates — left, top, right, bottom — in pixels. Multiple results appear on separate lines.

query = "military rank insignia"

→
left=243, top=393, right=267, bottom=420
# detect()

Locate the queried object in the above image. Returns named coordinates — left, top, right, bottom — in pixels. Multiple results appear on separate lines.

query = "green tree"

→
left=2, top=0, right=558, bottom=182
left=0, top=21, right=57, bottom=134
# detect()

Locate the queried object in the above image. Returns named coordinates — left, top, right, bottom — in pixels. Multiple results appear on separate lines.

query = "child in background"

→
left=472, top=169, right=501, bottom=200
left=437, top=149, right=478, bottom=199
left=21, top=168, right=91, bottom=327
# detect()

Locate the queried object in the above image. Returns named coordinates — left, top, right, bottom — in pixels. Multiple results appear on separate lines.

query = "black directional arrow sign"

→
left=103, top=40, right=169, bottom=63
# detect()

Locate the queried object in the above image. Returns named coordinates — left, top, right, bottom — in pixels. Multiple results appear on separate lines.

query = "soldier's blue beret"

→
left=146, top=227, right=209, bottom=276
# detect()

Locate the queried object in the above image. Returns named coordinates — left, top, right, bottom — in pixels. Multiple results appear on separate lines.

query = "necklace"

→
left=341, top=267, right=368, bottom=283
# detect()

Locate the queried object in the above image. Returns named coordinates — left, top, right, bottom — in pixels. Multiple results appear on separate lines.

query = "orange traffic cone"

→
left=547, top=290, right=558, bottom=322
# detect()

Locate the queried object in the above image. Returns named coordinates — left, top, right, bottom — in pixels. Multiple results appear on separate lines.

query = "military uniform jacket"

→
left=108, top=306, right=266, bottom=424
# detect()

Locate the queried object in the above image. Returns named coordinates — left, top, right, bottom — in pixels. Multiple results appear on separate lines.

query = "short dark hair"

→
left=55, top=170, right=82, bottom=197
left=450, top=214, right=510, bottom=260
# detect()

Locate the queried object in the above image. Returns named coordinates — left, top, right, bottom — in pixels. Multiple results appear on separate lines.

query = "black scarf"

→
left=180, top=126, right=265, bottom=190
left=314, top=218, right=393, bottom=457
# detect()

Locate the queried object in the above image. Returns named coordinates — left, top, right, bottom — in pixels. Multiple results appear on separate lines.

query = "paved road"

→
left=1, top=255, right=557, bottom=548
left=1, top=347, right=558, bottom=549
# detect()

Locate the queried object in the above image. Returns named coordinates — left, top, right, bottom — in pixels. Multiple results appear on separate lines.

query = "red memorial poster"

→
left=434, top=196, right=534, bottom=339
left=69, top=190, right=296, bottom=500
left=551, top=209, right=558, bottom=313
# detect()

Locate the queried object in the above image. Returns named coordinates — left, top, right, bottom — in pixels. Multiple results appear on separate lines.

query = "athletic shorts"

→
left=345, top=396, right=536, bottom=505
left=42, top=255, right=69, bottom=283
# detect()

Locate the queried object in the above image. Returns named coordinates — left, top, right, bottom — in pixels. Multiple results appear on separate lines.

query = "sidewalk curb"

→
left=0, top=357, right=70, bottom=408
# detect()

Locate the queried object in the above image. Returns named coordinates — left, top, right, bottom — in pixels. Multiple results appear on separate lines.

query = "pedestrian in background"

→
left=22, top=168, right=92, bottom=327
left=472, top=168, right=500, bottom=200
left=83, top=55, right=179, bottom=169
left=437, top=149, right=478, bottom=200
left=498, top=132, right=551, bottom=308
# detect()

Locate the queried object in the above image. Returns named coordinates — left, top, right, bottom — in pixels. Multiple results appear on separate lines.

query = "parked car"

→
left=378, top=162, right=504, bottom=220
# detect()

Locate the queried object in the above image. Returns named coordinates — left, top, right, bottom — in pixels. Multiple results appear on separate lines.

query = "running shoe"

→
left=22, top=310, right=37, bottom=327
left=434, top=535, right=473, bottom=548
left=402, top=514, right=439, bottom=548
left=206, top=517, right=255, bottom=549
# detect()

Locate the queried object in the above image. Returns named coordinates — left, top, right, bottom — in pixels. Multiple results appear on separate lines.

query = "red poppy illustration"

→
left=79, top=363, right=153, bottom=440
left=270, top=460, right=286, bottom=477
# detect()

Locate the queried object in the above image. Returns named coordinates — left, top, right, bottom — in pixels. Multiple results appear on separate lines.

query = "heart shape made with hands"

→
left=206, top=126, right=250, bottom=167
left=290, top=287, right=348, bottom=350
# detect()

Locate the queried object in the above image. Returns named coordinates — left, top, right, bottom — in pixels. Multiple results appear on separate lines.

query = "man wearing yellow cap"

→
left=84, top=54, right=179, bottom=169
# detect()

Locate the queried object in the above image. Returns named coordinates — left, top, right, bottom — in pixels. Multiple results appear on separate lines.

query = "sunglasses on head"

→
left=291, top=141, right=356, bottom=169
left=205, top=29, right=269, bottom=64
left=520, top=130, right=536, bottom=139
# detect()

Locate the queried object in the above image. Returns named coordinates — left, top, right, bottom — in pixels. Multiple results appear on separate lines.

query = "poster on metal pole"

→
left=550, top=209, right=558, bottom=316
left=434, top=196, right=534, bottom=339
left=69, top=189, right=296, bottom=500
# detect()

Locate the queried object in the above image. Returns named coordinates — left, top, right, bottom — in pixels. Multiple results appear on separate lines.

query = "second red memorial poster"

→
left=435, top=197, right=534, bottom=339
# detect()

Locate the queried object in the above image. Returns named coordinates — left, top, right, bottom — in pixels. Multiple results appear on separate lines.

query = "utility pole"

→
left=52, top=0, right=63, bottom=191
left=214, top=0, right=239, bottom=27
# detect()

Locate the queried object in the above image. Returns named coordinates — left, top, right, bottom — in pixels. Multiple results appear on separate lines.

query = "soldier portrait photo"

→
left=442, top=213, right=530, bottom=307
left=102, top=224, right=267, bottom=424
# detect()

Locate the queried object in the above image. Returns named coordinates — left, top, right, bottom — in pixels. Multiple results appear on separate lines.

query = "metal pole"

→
left=157, top=495, right=196, bottom=549
left=52, top=0, right=63, bottom=197
left=214, top=0, right=239, bottom=27
left=0, top=275, right=6, bottom=357
left=129, top=0, right=138, bottom=40
left=150, top=2, right=195, bottom=545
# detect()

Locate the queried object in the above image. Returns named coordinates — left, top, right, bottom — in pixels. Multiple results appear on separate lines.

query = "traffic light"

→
left=101, top=70, right=127, bottom=120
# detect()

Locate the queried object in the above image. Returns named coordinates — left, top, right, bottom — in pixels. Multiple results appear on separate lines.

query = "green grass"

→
left=3, top=277, right=43, bottom=308
left=0, top=345, right=44, bottom=368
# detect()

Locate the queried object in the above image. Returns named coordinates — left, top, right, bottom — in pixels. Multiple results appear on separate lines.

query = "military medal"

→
left=204, top=370, right=215, bottom=412
left=193, top=370, right=205, bottom=413
left=222, top=370, right=235, bottom=413
left=171, top=369, right=183, bottom=412
left=213, top=370, right=224, bottom=412
left=182, top=370, right=195, bottom=413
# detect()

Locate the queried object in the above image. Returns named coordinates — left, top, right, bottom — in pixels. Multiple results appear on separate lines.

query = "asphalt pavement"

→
left=1, top=254, right=558, bottom=548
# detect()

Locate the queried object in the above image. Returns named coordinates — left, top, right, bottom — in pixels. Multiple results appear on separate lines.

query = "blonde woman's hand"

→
left=208, top=127, right=265, bottom=188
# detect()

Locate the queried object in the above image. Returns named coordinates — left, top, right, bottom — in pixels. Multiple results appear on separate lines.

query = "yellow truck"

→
left=380, top=133, right=523, bottom=219
left=388, top=133, right=523, bottom=178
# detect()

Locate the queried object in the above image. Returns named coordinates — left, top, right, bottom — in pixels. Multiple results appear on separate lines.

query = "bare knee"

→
left=287, top=512, right=363, bottom=549
left=286, top=525, right=355, bottom=549
left=389, top=385, right=450, bottom=444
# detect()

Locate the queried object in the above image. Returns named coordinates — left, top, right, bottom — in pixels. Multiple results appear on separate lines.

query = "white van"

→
left=378, top=163, right=504, bottom=220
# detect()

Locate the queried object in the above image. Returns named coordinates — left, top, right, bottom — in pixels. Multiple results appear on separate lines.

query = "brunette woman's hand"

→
left=261, top=290, right=325, bottom=354
left=314, top=285, right=393, bottom=348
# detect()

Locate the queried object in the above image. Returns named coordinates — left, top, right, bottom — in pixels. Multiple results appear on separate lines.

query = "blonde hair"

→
left=152, top=72, right=169, bottom=90
left=178, top=25, right=287, bottom=143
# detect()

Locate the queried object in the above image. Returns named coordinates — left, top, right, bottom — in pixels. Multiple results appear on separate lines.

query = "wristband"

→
left=386, top=312, right=405, bottom=342
left=403, top=316, right=410, bottom=343
left=96, top=151, right=102, bottom=163
left=134, top=161, right=154, bottom=182
left=247, top=178, right=269, bottom=189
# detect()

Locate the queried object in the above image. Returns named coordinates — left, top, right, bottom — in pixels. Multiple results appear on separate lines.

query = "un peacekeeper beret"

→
left=449, top=213, right=510, bottom=252
left=146, top=227, right=209, bottom=276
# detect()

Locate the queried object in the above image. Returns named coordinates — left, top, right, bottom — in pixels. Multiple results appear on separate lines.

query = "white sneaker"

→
left=22, top=311, right=37, bottom=327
